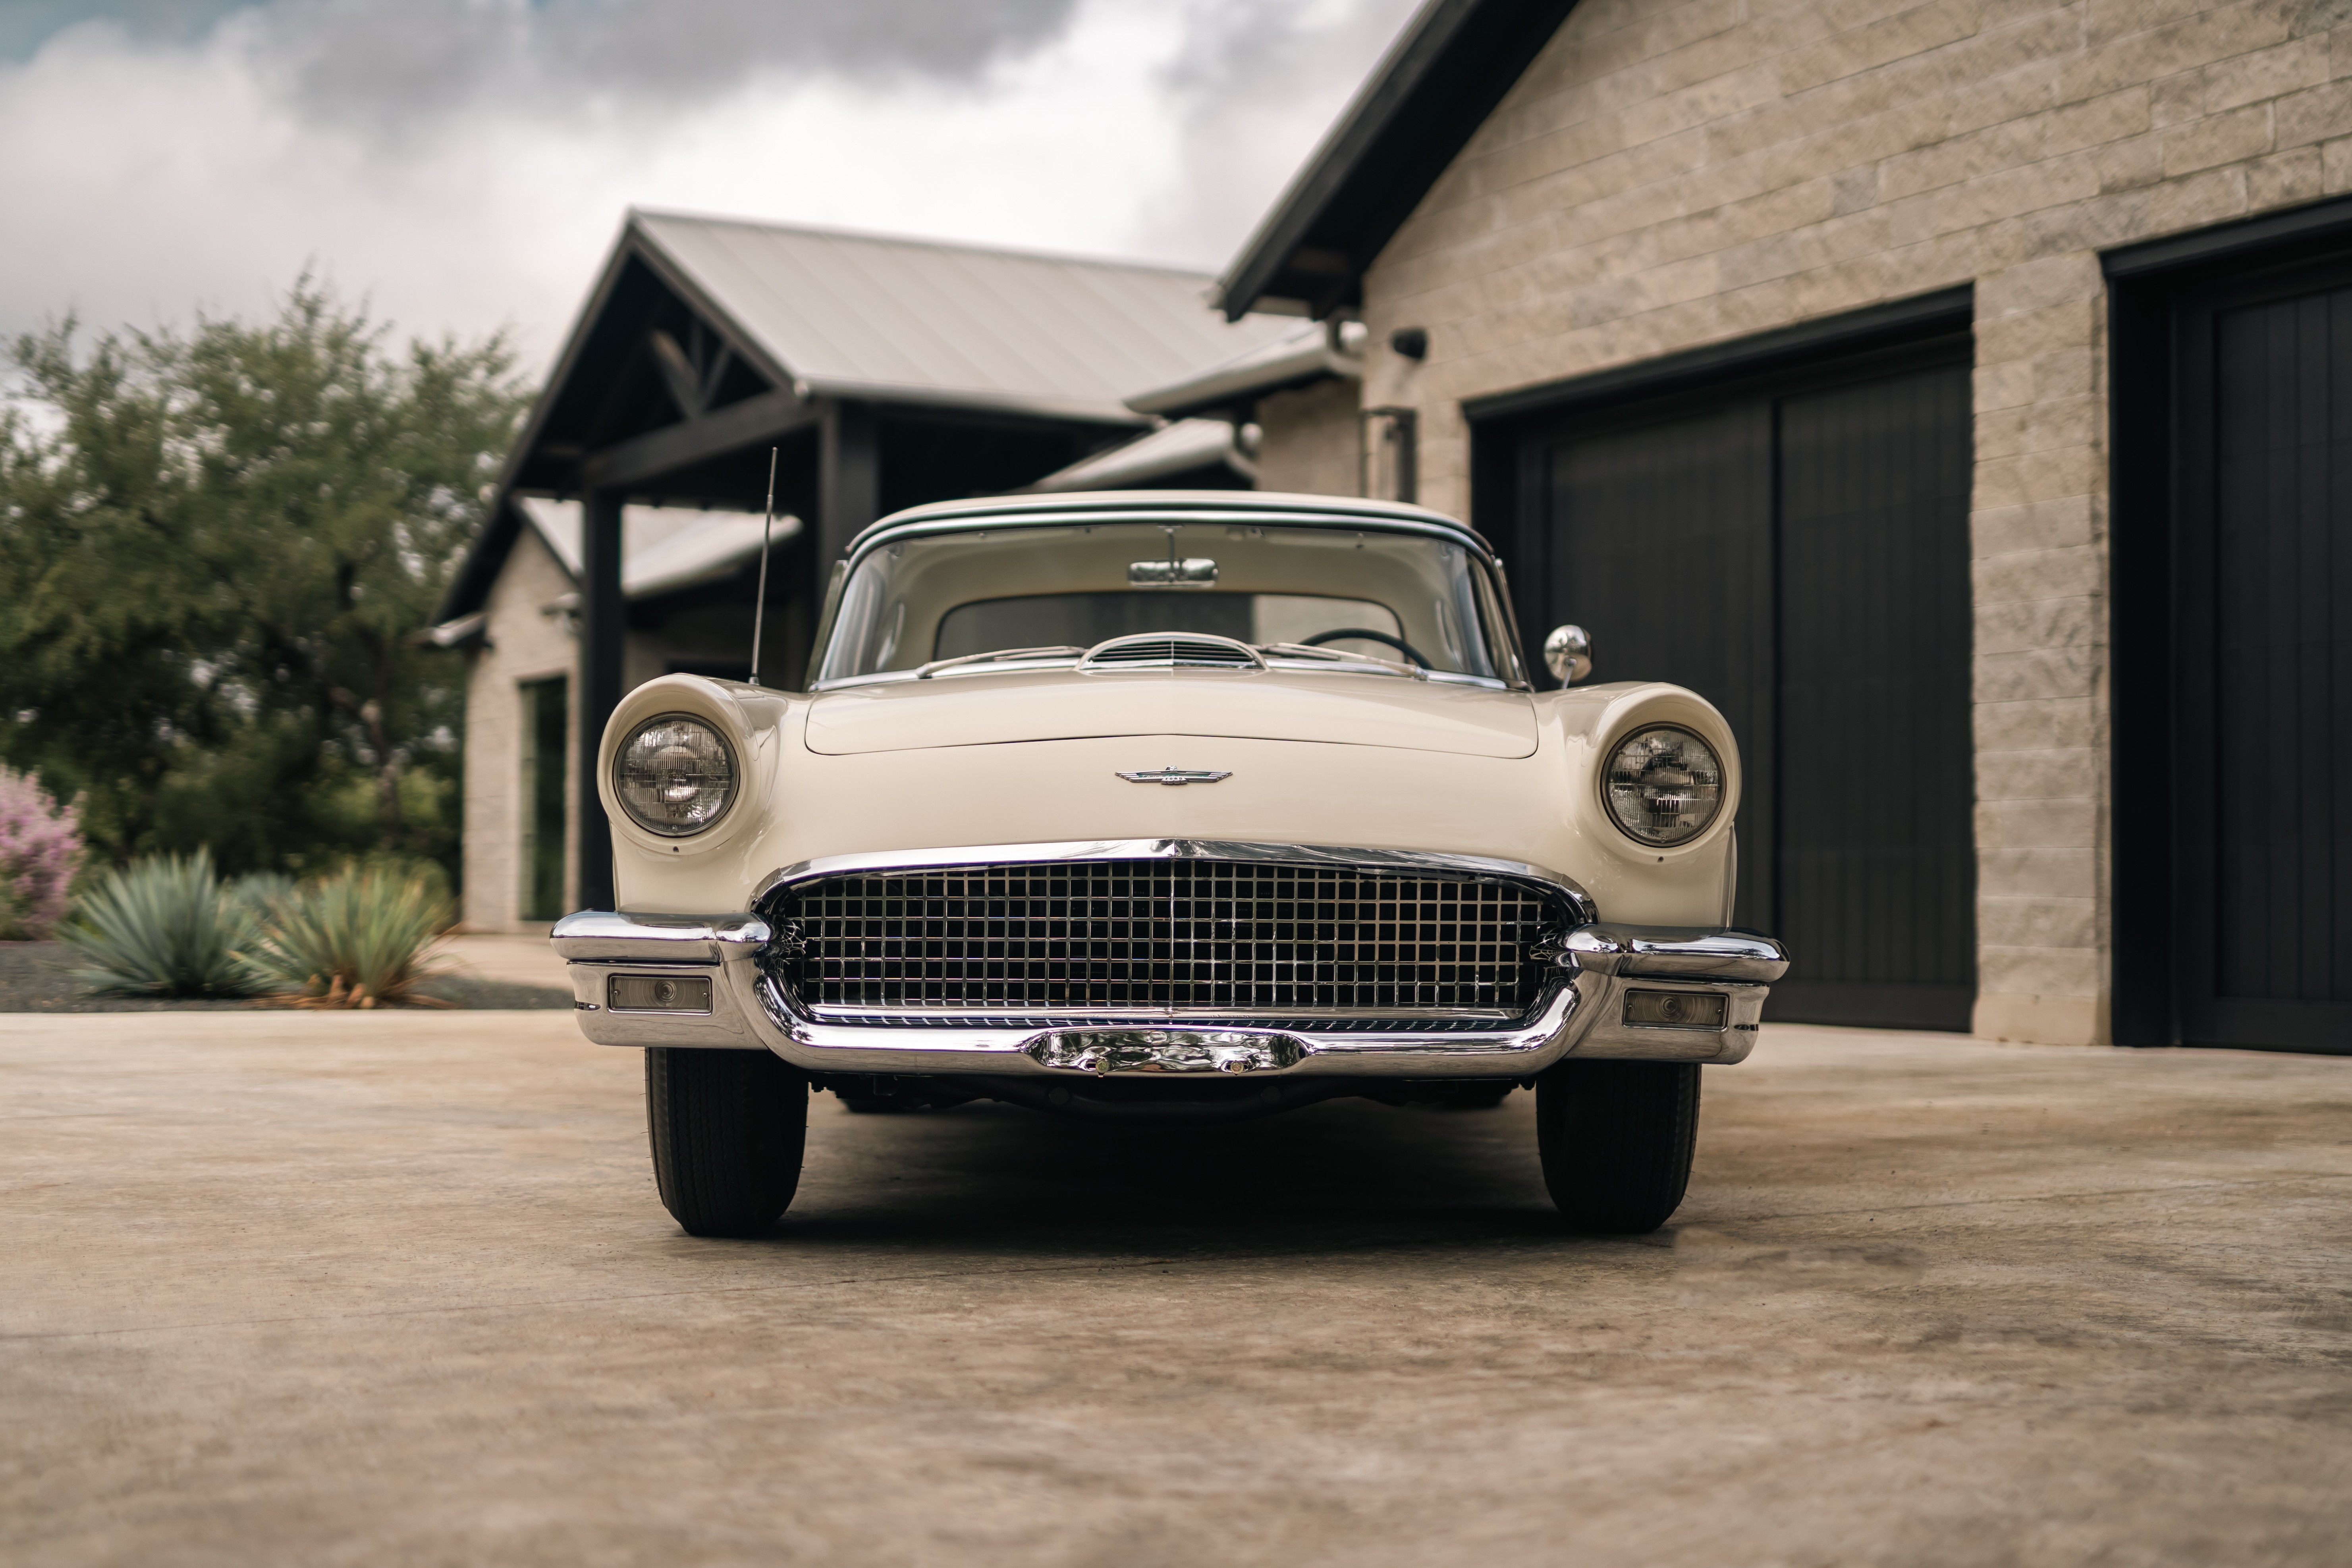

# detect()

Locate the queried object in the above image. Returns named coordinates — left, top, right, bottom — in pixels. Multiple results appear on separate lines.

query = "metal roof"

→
left=1026, top=419, right=1255, bottom=492
left=633, top=211, right=1300, bottom=423
left=512, top=498, right=803, bottom=600
left=1125, top=320, right=1361, bottom=419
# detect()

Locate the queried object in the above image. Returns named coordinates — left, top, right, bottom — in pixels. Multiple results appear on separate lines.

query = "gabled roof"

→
left=1216, top=0, right=1581, bottom=320
left=634, top=211, right=1297, bottom=422
left=439, top=210, right=1298, bottom=622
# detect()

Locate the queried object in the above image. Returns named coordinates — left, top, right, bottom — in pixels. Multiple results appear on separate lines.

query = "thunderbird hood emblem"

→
left=1115, top=766, right=1232, bottom=786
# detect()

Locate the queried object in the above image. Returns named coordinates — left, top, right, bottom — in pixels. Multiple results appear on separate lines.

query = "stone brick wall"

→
left=463, top=529, right=579, bottom=933
left=1253, top=378, right=1364, bottom=496
left=1333, top=0, right=2352, bottom=1044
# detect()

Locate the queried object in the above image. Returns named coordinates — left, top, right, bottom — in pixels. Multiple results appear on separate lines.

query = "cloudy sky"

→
left=0, top=0, right=1419, bottom=367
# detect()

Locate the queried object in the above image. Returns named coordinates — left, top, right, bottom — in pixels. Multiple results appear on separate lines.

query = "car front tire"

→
left=1535, top=1060, right=1700, bottom=1234
left=645, top=1047, right=807, bottom=1238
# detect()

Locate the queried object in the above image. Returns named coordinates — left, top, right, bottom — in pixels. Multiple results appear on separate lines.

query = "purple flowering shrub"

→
left=0, top=767, right=85, bottom=941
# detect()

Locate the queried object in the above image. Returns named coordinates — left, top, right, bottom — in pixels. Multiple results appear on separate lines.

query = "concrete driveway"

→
left=3, top=1012, right=2347, bottom=1566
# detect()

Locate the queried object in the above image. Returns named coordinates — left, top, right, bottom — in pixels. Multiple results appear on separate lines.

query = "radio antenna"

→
left=748, top=446, right=778, bottom=687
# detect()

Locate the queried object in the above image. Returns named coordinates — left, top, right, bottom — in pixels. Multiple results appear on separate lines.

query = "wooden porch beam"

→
left=581, top=388, right=823, bottom=492
left=818, top=400, right=880, bottom=571
left=575, top=489, right=625, bottom=911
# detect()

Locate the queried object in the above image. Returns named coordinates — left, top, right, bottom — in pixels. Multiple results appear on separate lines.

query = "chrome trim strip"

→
left=751, top=968, right=1592, bottom=1076
left=550, top=910, right=771, bottom=964
left=1560, top=925, right=1790, bottom=984
left=800, top=1003, right=1522, bottom=1024
left=748, top=838, right=1599, bottom=923
left=812, top=658, right=1501, bottom=693
left=914, top=645, right=1084, bottom=679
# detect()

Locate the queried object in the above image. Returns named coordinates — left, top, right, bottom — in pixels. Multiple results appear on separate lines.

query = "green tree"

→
left=0, top=282, right=528, bottom=883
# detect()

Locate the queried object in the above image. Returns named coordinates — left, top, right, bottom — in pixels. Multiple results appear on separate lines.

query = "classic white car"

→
left=553, top=492, right=1787, bottom=1237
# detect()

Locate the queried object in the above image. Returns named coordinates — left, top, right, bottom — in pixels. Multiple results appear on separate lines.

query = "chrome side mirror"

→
left=1544, top=624, right=1592, bottom=685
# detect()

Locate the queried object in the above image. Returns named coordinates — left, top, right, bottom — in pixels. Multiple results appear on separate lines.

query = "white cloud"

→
left=0, top=0, right=1418, bottom=370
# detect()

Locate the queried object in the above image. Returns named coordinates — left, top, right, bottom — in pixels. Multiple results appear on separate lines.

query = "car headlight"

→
left=614, top=715, right=736, bottom=836
left=1603, top=726, right=1723, bottom=847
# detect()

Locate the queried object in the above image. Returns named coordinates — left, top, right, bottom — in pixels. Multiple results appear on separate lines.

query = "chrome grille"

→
left=766, top=859, right=1550, bottom=1017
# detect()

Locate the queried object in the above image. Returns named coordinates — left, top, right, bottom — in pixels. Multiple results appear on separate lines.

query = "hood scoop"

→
left=1077, top=633, right=1264, bottom=672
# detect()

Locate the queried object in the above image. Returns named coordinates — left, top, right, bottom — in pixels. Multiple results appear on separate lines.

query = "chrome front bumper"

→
left=552, top=911, right=1790, bottom=1075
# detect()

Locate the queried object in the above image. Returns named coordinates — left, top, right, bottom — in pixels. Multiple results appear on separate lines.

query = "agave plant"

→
left=227, top=871, right=298, bottom=924
left=245, top=865, right=454, bottom=1009
left=60, top=850, right=264, bottom=997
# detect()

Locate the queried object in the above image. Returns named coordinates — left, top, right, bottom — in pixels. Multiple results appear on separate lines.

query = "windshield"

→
left=816, top=521, right=1517, bottom=684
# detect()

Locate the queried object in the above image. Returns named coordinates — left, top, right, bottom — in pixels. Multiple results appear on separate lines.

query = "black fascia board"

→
left=1461, top=285, right=1976, bottom=424
left=2102, top=191, right=2352, bottom=279
left=1217, top=0, right=1581, bottom=321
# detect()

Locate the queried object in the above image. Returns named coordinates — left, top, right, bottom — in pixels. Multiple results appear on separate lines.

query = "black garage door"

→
left=2166, top=259, right=2352, bottom=1050
left=1491, top=336, right=1976, bottom=1031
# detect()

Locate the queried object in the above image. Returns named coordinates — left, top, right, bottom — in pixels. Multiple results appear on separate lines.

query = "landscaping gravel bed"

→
left=0, top=942, right=572, bottom=1012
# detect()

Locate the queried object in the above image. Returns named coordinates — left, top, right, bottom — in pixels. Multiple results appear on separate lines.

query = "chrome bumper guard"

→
left=553, top=910, right=1790, bottom=1074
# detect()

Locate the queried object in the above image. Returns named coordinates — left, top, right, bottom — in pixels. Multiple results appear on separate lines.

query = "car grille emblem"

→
left=1115, top=766, right=1232, bottom=786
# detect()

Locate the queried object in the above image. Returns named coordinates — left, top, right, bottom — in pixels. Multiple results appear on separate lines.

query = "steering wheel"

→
left=1300, top=627, right=1432, bottom=668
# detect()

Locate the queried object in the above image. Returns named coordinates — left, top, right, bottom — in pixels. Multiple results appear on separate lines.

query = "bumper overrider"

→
left=553, top=840, right=1788, bottom=1078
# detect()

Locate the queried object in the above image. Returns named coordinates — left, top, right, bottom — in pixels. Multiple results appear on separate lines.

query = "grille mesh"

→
left=768, top=859, right=1549, bottom=1016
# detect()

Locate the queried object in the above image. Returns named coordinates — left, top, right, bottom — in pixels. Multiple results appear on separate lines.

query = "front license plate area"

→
left=1026, top=1029, right=1306, bottom=1075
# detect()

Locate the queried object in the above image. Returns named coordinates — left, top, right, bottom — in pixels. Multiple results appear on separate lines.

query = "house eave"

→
left=1125, top=325, right=1364, bottom=421
left=1214, top=0, right=1582, bottom=322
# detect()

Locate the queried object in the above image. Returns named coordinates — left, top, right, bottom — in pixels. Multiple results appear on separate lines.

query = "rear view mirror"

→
left=1129, top=558, right=1218, bottom=587
left=1544, top=624, right=1592, bottom=685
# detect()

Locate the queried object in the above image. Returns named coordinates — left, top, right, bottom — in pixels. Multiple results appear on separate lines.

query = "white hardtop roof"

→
left=633, top=210, right=1301, bottom=423
left=846, top=490, right=1491, bottom=559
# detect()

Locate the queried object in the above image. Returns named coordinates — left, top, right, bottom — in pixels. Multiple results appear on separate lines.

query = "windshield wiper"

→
left=913, top=646, right=1086, bottom=679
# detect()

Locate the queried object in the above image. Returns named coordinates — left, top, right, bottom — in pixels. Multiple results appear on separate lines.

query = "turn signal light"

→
left=1623, top=989, right=1726, bottom=1029
left=608, top=973, right=713, bottom=1013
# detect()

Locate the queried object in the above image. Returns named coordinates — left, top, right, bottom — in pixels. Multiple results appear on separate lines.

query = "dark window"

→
left=936, top=592, right=1252, bottom=655
left=520, top=676, right=568, bottom=923
left=931, top=592, right=1404, bottom=660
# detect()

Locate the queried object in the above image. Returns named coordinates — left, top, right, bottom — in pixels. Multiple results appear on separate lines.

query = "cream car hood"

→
left=803, top=669, right=1538, bottom=758
left=596, top=675, right=1746, bottom=929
